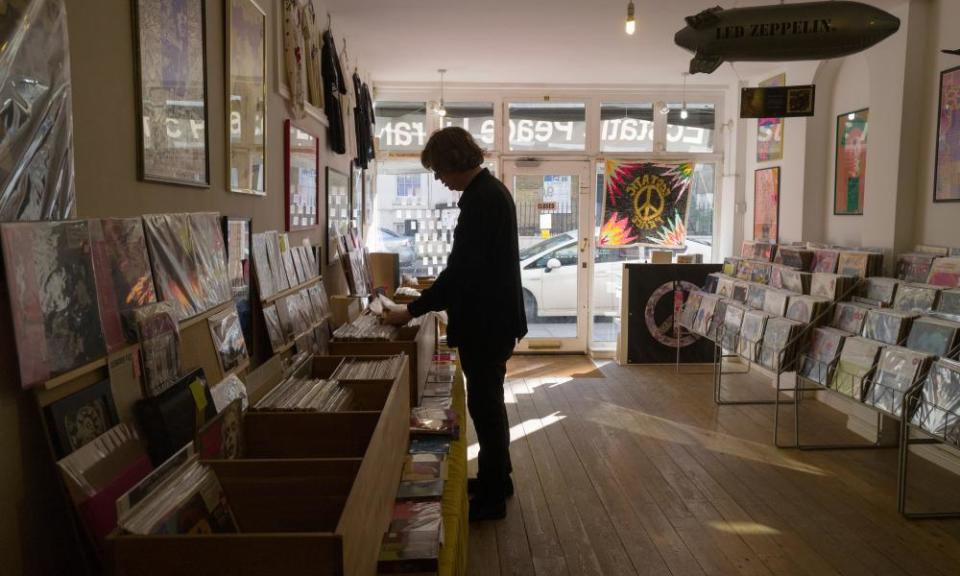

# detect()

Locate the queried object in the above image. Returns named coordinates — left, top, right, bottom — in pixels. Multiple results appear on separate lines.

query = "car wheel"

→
left=523, top=289, right=539, bottom=322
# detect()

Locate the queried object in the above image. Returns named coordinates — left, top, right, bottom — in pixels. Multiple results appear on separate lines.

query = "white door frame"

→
left=502, top=158, right=594, bottom=353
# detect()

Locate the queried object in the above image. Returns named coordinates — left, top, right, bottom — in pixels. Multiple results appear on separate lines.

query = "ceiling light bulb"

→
left=680, top=108, right=689, bottom=120
left=625, top=1, right=636, bottom=35
left=437, top=105, right=447, bottom=117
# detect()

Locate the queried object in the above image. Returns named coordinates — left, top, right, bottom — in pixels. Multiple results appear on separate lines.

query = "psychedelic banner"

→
left=935, top=66, right=960, bottom=202
left=753, top=167, right=780, bottom=242
left=834, top=109, right=869, bottom=215
left=601, top=160, right=693, bottom=247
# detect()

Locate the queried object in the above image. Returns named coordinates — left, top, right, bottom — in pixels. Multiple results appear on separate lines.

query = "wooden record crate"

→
left=330, top=314, right=436, bottom=407
left=107, top=355, right=410, bottom=576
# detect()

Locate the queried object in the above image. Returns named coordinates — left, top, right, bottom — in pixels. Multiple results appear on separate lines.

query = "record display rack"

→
left=898, top=367, right=960, bottom=519
left=250, top=263, right=331, bottom=361
left=109, top=355, right=411, bottom=576
left=331, top=313, right=437, bottom=408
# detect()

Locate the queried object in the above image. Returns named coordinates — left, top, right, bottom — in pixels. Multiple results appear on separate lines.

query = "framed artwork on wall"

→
left=226, top=0, right=267, bottom=196
left=934, top=66, right=960, bottom=202
left=834, top=108, right=869, bottom=215
left=284, top=120, right=319, bottom=230
left=351, top=161, right=363, bottom=233
left=132, top=0, right=210, bottom=187
left=756, top=73, right=785, bottom=162
left=326, top=167, right=350, bottom=265
left=753, top=167, right=780, bottom=242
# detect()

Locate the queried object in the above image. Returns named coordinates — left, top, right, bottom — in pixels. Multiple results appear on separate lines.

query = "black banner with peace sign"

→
left=600, top=160, right=694, bottom=248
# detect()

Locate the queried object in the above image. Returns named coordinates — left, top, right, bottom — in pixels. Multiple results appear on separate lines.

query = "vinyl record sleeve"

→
left=927, top=257, right=960, bottom=288
left=739, top=310, right=770, bottom=361
left=911, top=359, right=960, bottom=447
left=746, top=284, right=767, bottom=310
left=905, top=317, right=960, bottom=358
left=864, top=346, right=932, bottom=417
left=893, top=283, right=941, bottom=313
left=862, top=276, right=899, bottom=306
left=896, top=253, right=937, bottom=283
left=940, top=289, right=960, bottom=315
left=45, top=378, right=119, bottom=459
left=812, top=249, right=840, bottom=273
left=800, top=327, right=849, bottom=385
left=207, top=304, right=249, bottom=374
left=762, top=289, right=790, bottom=317
left=133, top=302, right=181, bottom=397
left=832, top=302, right=872, bottom=335
left=830, top=336, right=882, bottom=399
left=861, top=308, right=917, bottom=345
left=758, top=316, right=803, bottom=371
left=693, top=294, right=720, bottom=337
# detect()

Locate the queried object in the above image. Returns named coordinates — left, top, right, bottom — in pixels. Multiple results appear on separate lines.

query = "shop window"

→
left=442, top=102, right=495, bottom=149
left=665, top=103, right=715, bottom=153
left=600, top=102, right=654, bottom=152
left=375, top=101, right=428, bottom=151
left=507, top=102, right=586, bottom=152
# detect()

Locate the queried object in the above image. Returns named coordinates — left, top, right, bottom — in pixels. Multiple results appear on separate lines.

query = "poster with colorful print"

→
left=600, top=160, right=693, bottom=247
left=834, top=109, right=869, bottom=215
left=757, top=73, right=785, bottom=162
left=753, top=167, right=780, bottom=242
left=935, top=66, right=960, bottom=202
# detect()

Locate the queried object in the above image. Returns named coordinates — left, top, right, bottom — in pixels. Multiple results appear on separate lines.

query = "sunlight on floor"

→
left=582, top=401, right=828, bottom=477
left=467, top=412, right=566, bottom=462
left=708, top=521, right=781, bottom=536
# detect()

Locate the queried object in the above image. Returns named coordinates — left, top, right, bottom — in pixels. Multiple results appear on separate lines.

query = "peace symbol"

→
left=627, top=174, right=668, bottom=230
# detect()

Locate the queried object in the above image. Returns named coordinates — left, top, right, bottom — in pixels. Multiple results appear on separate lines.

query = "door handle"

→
left=580, top=238, right=588, bottom=253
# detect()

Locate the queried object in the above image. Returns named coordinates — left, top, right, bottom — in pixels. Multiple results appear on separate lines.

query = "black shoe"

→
left=469, top=497, right=507, bottom=522
left=467, top=477, right=514, bottom=498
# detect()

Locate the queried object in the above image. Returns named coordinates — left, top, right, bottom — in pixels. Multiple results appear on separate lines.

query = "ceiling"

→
left=324, top=0, right=905, bottom=88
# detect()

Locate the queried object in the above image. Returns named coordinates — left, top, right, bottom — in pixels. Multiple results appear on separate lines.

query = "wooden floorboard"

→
left=465, top=357, right=960, bottom=576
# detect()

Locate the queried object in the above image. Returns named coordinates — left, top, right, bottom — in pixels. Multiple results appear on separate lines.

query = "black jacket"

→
left=321, top=29, right=346, bottom=154
left=408, top=169, right=528, bottom=347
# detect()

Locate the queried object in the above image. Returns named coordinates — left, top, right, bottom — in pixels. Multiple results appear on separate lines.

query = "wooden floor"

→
left=465, top=356, right=960, bottom=576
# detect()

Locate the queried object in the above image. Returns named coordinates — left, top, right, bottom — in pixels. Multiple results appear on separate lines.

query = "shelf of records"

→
left=61, top=352, right=412, bottom=576
left=330, top=298, right=439, bottom=408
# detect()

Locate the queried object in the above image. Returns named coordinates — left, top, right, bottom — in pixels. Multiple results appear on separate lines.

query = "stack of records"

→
left=716, top=276, right=737, bottom=299
left=423, top=361, right=455, bottom=402
left=333, top=354, right=406, bottom=380
left=864, top=346, right=934, bottom=417
left=785, top=295, right=831, bottom=325
left=677, top=254, right=703, bottom=264
left=410, top=407, right=459, bottom=438
left=721, top=303, right=747, bottom=352
left=678, top=290, right=704, bottom=331
left=896, top=252, right=937, bottom=283
left=830, top=337, right=883, bottom=399
left=831, top=302, right=873, bottom=335
left=761, top=288, right=789, bottom=317
left=332, top=313, right=398, bottom=341
left=861, top=308, right=917, bottom=345
left=402, top=453, right=448, bottom=483
left=116, top=454, right=237, bottom=535
left=410, top=437, right=452, bottom=455
left=751, top=262, right=773, bottom=285
left=927, top=257, right=960, bottom=288
left=56, top=424, right=153, bottom=548
left=778, top=247, right=815, bottom=271
left=777, top=267, right=812, bottom=295
left=741, top=241, right=776, bottom=262
left=195, top=400, right=244, bottom=460
left=252, top=231, right=289, bottom=298
left=854, top=277, right=900, bottom=308
left=799, top=327, right=850, bottom=385
left=837, top=251, right=883, bottom=278
left=707, top=299, right=731, bottom=342
left=207, top=304, right=249, bottom=374
left=378, top=501, right=443, bottom=575
left=732, top=281, right=750, bottom=303
left=722, top=258, right=741, bottom=276
left=253, top=369, right=353, bottom=412
left=911, top=359, right=960, bottom=448
left=812, top=249, right=841, bottom=273
left=939, top=289, right=960, bottom=315
left=810, top=273, right=858, bottom=301
left=758, top=317, right=804, bottom=371
left=739, top=310, right=770, bottom=362
left=905, top=317, right=960, bottom=358
left=746, top=284, right=767, bottom=310
left=134, top=302, right=182, bottom=397
left=893, top=283, right=942, bottom=313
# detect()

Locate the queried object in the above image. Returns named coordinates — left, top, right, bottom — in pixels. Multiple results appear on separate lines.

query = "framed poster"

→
left=934, top=66, right=960, bottom=202
left=132, top=0, right=209, bottom=186
left=222, top=216, right=253, bottom=347
left=284, top=120, right=319, bottom=230
left=351, top=161, right=363, bottom=232
left=226, top=0, right=267, bottom=196
left=326, top=167, right=350, bottom=265
left=757, top=73, right=785, bottom=162
left=753, top=167, right=780, bottom=242
left=834, top=108, right=869, bottom=215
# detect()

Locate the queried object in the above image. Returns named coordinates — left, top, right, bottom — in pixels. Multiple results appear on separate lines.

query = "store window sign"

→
left=600, top=118, right=655, bottom=144
left=443, top=118, right=495, bottom=145
left=508, top=119, right=583, bottom=148
left=377, top=121, right=427, bottom=148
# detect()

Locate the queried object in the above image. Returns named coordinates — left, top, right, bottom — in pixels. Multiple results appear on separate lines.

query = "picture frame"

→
left=934, top=66, right=960, bottom=202
left=44, top=379, right=119, bottom=459
left=226, top=0, right=267, bottom=196
left=757, top=73, right=785, bottom=162
left=326, top=167, right=350, bottom=265
left=753, top=167, right=780, bottom=243
left=284, top=120, right=320, bottom=231
left=834, top=108, right=869, bottom=215
left=132, top=0, right=210, bottom=187
left=351, top=161, right=363, bottom=233
left=221, top=216, right=253, bottom=348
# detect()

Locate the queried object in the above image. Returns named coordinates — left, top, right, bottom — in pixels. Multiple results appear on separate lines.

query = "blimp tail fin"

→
left=684, top=6, right=723, bottom=30
left=689, top=54, right=723, bottom=75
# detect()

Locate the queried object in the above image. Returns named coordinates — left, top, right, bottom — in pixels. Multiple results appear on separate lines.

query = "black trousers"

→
left=459, top=338, right=515, bottom=502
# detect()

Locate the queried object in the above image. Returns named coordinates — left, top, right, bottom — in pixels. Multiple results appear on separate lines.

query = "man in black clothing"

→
left=384, top=127, right=527, bottom=521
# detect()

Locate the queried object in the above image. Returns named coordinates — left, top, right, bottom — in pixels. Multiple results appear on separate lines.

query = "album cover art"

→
left=893, top=283, right=941, bottom=313
left=939, top=289, right=960, bottom=315
left=861, top=277, right=899, bottom=307
left=786, top=295, right=830, bottom=325
left=927, top=257, right=960, bottom=288
left=812, top=249, right=840, bottom=273
left=778, top=248, right=814, bottom=271
left=897, top=253, right=936, bottom=283
left=142, top=214, right=201, bottom=320
left=800, top=327, right=848, bottom=385
left=133, top=302, right=182, bottom=397
left=721, top=303, right=747, bottom=352
left=45, top=378, right=119, bottom=459
left=830, top=337, right=882, bottom=399
left=746, top=284, right=767, bottom=310
left=759, top=317, right=803, bottom=371
left=911, top=359, right=960, bottom=447
left=832, top=302, right=872, bottom=335
left=716, top=276, right=737, bottom=299
left=762, top=289, right=790, bottom=317
left=739, top=310, right=770, bottom=361
left=779, top=268, right=811, bottom=295
left=905, top=317, right=960, bottom=358
left=208, top=304, right=249, bottom=374
left=693, top=294, right=719, bottom=337
left=195, top=399, right=243, bottom=460
left=679, top=291, right=703, bottom=331
left=736, top=260, right=755, bottom=281
left=862, top=308, right=917, bottom=345
left=263, top=304, right=286, bottom=352
left=864, top=346, right=933, bottom=417
left=1, top=221, right=107, bottom=388
left=723, top=258, right=740, bottom=276
left=732, top=282, right=750, bottom=303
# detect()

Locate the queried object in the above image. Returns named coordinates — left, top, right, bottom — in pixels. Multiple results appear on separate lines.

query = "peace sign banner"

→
left=600, top=160, right=694, bottom=248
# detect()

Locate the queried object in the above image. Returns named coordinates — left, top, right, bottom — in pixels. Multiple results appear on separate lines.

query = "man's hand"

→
left=382, top=305, right=413, bottom=326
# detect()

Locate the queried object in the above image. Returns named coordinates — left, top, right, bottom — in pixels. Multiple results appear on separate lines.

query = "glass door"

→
left=503, top=159, right=592, bottom=353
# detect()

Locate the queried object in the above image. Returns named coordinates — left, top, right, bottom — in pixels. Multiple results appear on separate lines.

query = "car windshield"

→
left=519, top=234, right=574, bottom=260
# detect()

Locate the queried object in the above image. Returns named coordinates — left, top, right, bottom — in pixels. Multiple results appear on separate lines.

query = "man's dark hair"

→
left=420, top=127, right=484, bottom=173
